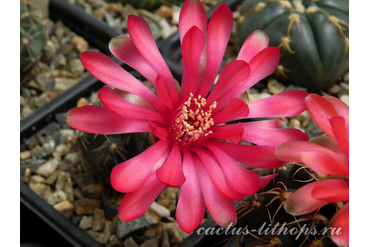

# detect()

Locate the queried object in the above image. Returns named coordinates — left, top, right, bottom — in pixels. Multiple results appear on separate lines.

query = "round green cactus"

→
left=237, top=0, right=349, bottom=92
left=20, top=0, right=47, bottom=80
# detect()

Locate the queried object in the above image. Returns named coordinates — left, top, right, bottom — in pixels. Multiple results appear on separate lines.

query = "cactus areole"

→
left=237, top=0, right=349, bottom=92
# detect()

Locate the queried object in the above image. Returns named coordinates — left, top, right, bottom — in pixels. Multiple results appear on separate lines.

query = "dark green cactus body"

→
left=237, top=0, right=349, bottom=92
left=79, top=132, right=150, bottom=175
left=20, top=0, right=47, bottom=80
left=107, top=0, right=185, bottom=10
left=237, top=164, right=339, bottom=246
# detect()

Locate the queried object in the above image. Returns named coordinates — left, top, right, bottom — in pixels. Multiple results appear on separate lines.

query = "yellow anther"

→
left=169, top=93, right=216, bottom=145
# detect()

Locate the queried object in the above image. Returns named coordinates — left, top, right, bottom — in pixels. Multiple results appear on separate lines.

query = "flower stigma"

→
left=169, top=93, right=217, bottom=146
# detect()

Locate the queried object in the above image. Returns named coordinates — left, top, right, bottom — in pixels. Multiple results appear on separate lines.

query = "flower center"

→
left=169, top=93, right=217, bottom=146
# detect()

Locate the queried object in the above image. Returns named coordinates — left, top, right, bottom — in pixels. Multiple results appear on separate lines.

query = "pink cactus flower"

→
left=276, top=94, right=349, bottom=246
left=65, top=0, right=308, bottom=233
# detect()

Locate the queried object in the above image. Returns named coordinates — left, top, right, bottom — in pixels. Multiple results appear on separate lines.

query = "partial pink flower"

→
left=276, top=94, right=349, bottom=246
left=65, top=0, right=308, bottom=233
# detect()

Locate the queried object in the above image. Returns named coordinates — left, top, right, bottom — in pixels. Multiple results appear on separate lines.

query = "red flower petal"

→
left=197, top=4, right=233, bottom=97
left=193, top=154, right=237, bottom=228
left=148, top=121, right=169, bottom=140
left=176, top=150, right=205, bottom=233
left=242, top=125, right=308, bottom=146
left=324, top=95, right=349, bottom=127
left=156, top=145, right=186, bottom=187
left=284, top=179, right=342, bottom=215
left=329, top=203, right=349, bottom=247
left=247, top=90, right=308, bottom=118
left=305, top=94, right=339, bottom=139
left=110, top=140, right=171, bottom=193
left=118, top=172, right=166, bottom=221
left=257, top=174, right=278, bottom=192
left=204, top=142, right=259, bottom=195
left=211, top=140, right=285, bottom=169
left=237, top=30, right=269, bottom=63
left=127, top=15, right=179, bottom=105
left=192, top=148, right=244, bottom=200
left=80, top=51, right=168, bottom=114
left=109, top=35, right=158, bottom=86
left=180, top=26, right=205, bottom=100
left=242, top=119, right=282, bottom=129
left=98, top=87, right=165, bottom=124
left=330, top=116, right=349, bottom=160
left=212, top=98, right=250, bottom=125
left=211, top=123, right=244, bottom=144
left=155, top=74, right=174, bottom=111
left=276, top=141, right=349, bottom=177
left=309, top=135, right=347, bottom=160
left=312, top=179, right=349, bottom=202
left=65, top=105, right=150, bottom=134
left=301, top=150, right=349, bottom=177
left=206, top=60, right=250, bottom=105
left=179, top=0, right=207, bottom=43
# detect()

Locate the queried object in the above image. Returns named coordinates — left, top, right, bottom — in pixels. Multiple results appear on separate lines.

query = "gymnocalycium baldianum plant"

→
left=237, top=0, right=349, bottom=93
left=65, top=0, right=313, bottom=234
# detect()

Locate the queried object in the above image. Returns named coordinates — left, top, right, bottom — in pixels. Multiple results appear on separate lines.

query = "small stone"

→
left=56, top=171, right=74, bottom=201
left=53, top=200, right=74, bottom=219
left=161, top=25, right=178, bottom=39
left=290, top=118, right=301, bottom=130
left=30, top=175, right=46, bottom=184
left=123, top=237, right=138, bottom=247
left=72, top=215, right=82, bottom=225
left=70, top=58, right=86, bottom=77
left=72, top=36, right=89, bottom=53
left=267, top=79, right=286, bottom=95
left=36, top=158, right=60, bottom=178
left=79, top=215, right=93, bottom=230
left=327, top=84, right=341, bottom=95
left=248, top=92, right=272, bottom=102
left=30, top=158, right=45, bottom=172
left=104, top=11, right=117, bottom=28
left=24, top=168, right=32, bottom=178
left=101, top=194, right=119, bottom=220
left=21, top=106, right=33, bottom=118
left=103, top=222, right=113, bottom=244
left=60, top=129, right=76, bottom=145
left=53, top=144, right=70, bottom=157
left=48, top=190, right=67, bottom=205
left=157, top=187, right=179, bottom=211
left=154, top=5, right=173, bottom=19
left=86, top=230, right=105, bottom=244
left=163, top=222, right=189, bottom=240
left=116, top=216, right=158, bottom=239
left=82, top=183, right=104, bottom=198
left=36, top=137, right=56, bottom=158
left=44, top=169, right=59, bottom=185
left=93, top=6, right=106, bottom=20
left=73, top=188, right=84, bottom=200
left=139, top=238, right=158, bottom=247
left=92, top=208, right=106, bottom=231
left=74, top=198, right=101, bottom=215
left=163, top=223, right=183, bottom=245
left=51, top=54, right=67, bottom=69
left=74, top=172, right=96, bottom=188
left=107, top=3, right=122, bottom=13
left=20, top=150, right=31, bottom=160
left=64, top=153, right=79, bottom=166
left=54, top=77, right=78, bottom=91
left=29, top=182, right=52, bottom=201
left=77, top=97, right=88, bottom=107
left=340, top=95, right=349, bottom=106
left=343, top=71, right=349, bottom=83
left=171, top=6, right=181, bottom=25
left=149, top=201, right=170, bottom=218
left=109, top=235, right=120, bottom=245
left=143, top=228, right=156, bottom=238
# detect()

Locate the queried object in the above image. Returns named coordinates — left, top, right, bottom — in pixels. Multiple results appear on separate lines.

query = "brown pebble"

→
left=71, top=36, right=89, bottom=53
left=155, top=5, right=173, bottom=19
left=77, top=97, right=88, bottom=107
left=54, top=200, right=74, bottom=219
